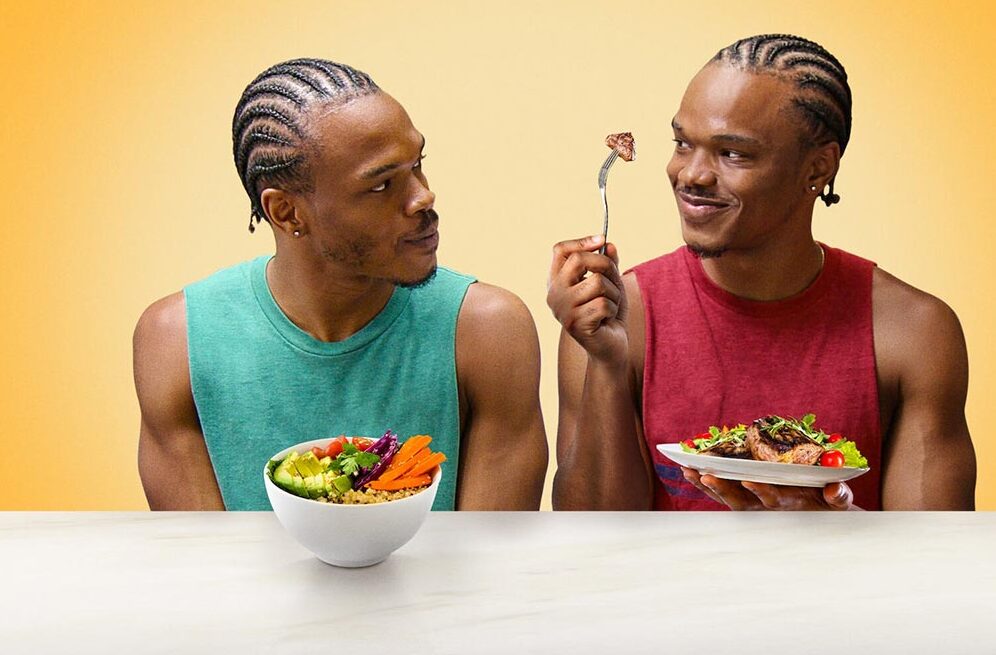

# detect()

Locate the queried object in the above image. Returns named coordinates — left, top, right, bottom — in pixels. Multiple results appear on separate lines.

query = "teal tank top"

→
left=184, top=256, right=475, bottom=511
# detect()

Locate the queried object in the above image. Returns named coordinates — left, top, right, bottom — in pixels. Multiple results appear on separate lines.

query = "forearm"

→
left=553, top=359, right=651, bottom=510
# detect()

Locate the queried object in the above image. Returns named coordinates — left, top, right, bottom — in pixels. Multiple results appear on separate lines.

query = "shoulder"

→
left=133, top=292, right=195, bottom=415
left=872, top=267, right=964, bottom=345
left=872, top=267, right=967, bottom=384
left=457, top=282, right=537, bottom=344
left=134, top=292, right=187, bottom=353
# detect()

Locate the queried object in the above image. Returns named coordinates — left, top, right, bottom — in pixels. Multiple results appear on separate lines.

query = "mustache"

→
left=675, top=186, right=729, bottom=203
left=415, top=208, right=439, bottom=233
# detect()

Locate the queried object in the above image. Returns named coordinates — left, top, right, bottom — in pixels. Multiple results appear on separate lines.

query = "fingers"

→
left=822, top=482, right=854, bottom=510
left=682, top=469, right=761, bottom=510
left=556, top=250, right=622, bottom=288
left=549, top=234, right=606, bottom=282
left=738, top=481, right=853, bottom=510
left=681, top=468, right=724, bottom=505
left=570, top=272, right=622, bottom=307
left=740, top=481, right=782, bottom=509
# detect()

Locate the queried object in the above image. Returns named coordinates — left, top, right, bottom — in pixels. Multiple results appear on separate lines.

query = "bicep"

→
left=455, top=285, right=548, bottom=510
left=880, top=300, right=975, bottom=510
left=134, top=294, right=224, bottom=510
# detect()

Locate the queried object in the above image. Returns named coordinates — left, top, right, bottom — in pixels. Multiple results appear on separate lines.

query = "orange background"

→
left=1, top=1, right=993, bottom=509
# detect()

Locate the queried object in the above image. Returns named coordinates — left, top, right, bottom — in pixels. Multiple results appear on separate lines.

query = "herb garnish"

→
left=335, top=442, right=381, bottom=477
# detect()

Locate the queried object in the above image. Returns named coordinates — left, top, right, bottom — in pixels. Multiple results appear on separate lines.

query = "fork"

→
left=597, top=149, right=619, bottom=256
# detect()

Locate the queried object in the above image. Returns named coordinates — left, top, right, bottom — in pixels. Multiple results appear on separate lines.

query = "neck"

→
left=265, top=249, right=396, bottom=343
left=699, top=230, right=825, bottom=302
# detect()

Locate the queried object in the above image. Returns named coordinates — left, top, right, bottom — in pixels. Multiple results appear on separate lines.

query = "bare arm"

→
left=454, top=282, right=548, bottom=510
left=547, top=236, right=654, bottom=510
left=134, top=292, right=225, bottom=510
left=876, top=278, right=976, bottom=509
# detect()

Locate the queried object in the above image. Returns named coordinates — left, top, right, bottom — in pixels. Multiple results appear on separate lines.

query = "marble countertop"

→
left=2, top=512, right=994, bottom=654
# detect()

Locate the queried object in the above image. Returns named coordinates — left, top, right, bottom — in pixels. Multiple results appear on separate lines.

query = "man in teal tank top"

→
left=133, top=59, right=548, bottom=511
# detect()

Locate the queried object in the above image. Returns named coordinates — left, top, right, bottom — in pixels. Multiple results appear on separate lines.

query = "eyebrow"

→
left=671, top=119, right=761, bottom=147
left=359, top=135, right=426, bottom=180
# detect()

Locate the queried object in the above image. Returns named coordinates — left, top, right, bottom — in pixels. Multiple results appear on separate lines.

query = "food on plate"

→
left=267, top=431, right=445, bottom=504
left=679, top=414, right=868, bottom=468
left=605, top=132, right=636, bottom=161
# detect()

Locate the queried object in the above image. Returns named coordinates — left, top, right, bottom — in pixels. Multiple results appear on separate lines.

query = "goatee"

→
left=688, top=245, right=726, bottom=259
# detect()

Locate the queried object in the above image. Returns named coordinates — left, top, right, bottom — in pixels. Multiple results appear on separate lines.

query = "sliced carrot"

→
left=377, top=447, right=432, bottom=483
left=366, top=474, right=431, bottom=491
left=406, top=452, right=447, bottom=478
left=390, top=436, right=432, bottom=468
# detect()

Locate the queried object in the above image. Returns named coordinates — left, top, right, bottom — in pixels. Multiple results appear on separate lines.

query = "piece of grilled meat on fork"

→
left=746, top=416, right=824, bottom=465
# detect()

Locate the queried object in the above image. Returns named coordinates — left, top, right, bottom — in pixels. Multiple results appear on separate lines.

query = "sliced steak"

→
left=700, top=440, right=751, bottom=459
left=605, top=132, right=636, bottom=161
left=746, top=417, right=823, bottom=465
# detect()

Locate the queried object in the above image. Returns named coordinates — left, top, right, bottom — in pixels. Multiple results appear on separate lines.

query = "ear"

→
left=806, top=141, right=841, bottom=191
left=260, top=188, right=305, bottom=238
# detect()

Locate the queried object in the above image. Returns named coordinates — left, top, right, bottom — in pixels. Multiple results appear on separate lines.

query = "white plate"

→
left=657, top=443, right=870, bottom=488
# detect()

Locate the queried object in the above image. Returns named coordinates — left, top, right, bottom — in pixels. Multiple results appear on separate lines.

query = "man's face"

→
left=666, top=64, right=812, bottom=257
left=300, top=92, right=438, bottom=287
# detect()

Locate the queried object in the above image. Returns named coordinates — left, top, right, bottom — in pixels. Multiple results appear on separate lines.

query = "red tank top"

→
left=631, top=244, right=882, bottom=510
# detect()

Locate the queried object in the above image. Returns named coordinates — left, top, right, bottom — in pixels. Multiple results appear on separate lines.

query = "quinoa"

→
left=314, top=485, right=429, bottom=505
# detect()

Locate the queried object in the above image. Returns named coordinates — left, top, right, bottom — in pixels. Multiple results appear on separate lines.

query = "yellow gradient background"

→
left=1, top=1, right=993, bottom=509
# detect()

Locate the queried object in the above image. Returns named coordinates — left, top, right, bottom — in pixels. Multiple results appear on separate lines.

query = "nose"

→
left=406, top=176, right=435, bottom=216
left=676, top=151, right=717, bottom=189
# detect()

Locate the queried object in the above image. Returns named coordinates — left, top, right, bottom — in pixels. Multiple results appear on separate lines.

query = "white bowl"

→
left=263, top=437, right=440, bottom=568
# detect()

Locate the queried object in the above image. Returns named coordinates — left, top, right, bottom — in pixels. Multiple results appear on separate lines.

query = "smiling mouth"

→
left=404, top=227, right=439, bottom=249
left=676, top=191, right=732, bottom=222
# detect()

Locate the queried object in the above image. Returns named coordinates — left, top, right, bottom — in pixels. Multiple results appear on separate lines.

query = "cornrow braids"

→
left=232, top=58, right=379, bottom=232
left=712, top=34, right=851, bottom=206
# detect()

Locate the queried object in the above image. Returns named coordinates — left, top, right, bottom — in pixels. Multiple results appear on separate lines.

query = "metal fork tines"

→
left=597, top=149, right=619, bottom=255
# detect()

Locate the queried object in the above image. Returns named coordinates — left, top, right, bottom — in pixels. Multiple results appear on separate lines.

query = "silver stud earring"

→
left=293, top=230, right=301, bottom=237
left=809, top=185, right=818, bottom=191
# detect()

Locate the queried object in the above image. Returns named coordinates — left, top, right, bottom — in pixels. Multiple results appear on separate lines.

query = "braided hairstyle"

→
left=712, top=34, right=851, bottom=206
left=232, top=58, right=379, bottom=232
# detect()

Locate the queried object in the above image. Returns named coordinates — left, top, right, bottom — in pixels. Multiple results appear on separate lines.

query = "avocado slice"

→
left=293, top=452, right=324, bottom=477
left=330, top=473, right=353, bottom=494
left=273, top=466, right=296, bottom=490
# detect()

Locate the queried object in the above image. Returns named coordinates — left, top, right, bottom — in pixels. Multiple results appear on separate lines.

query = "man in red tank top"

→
left=546, top=34, right=976, bottom=511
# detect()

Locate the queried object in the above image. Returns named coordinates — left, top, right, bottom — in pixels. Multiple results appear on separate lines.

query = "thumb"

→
left=823, top=482, right=853, bottom=510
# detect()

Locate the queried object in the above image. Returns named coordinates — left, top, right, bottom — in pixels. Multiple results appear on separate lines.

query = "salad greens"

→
left=679, top=413, right=868, bottom=468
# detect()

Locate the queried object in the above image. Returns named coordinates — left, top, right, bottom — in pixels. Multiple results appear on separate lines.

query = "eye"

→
left=413, top=154, right=426, bottom=169
left=721, top=150, right=746, bottom=160
left=672, top=138, right=689, bottom=150
left=370, top=180, right=389, bottom=193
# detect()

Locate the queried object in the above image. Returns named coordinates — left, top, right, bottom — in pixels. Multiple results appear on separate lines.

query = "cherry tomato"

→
left=828, top=433, right=845, bottom=444
left=324, top=436, right=347, bottom=458
left=820, top=450, right=845, bottom=468
left=310, top=446, right=326, bottom=459
left=352, top=437, right=374, bottom=451
left=681, top=439, right=697, bottom=450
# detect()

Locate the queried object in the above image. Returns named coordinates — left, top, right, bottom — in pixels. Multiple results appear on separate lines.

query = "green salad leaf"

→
left=824, top=439, right=868, bottom=468
left=336, top=442, right=380, bottom=477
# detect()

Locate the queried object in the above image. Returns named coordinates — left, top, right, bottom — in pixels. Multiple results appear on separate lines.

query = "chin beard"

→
left=687, top=244, right=726, bottom=259
left=395, top=265, right=438, bottom=290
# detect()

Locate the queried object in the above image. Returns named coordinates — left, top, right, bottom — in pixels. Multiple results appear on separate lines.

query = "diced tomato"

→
left=695, top=433, right=710, bottom=440
left=681, top=439, right=697, bottom=449
left=352, top=437, right=374, bottom=451
left=820, top=450, right=845, bottom=468
left=310, top=446, right=325, bottom=459
left=324, top=436, right=347, bottom=458
left=828, top=433, right=845, bottom=444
